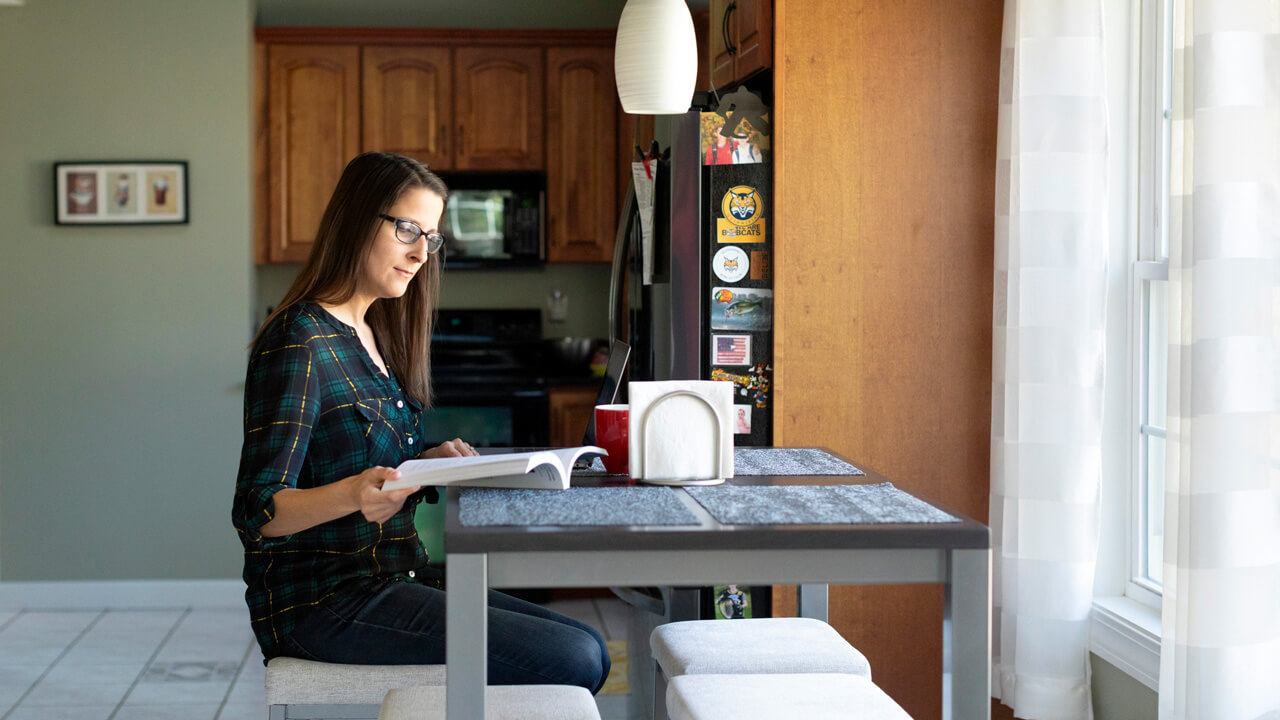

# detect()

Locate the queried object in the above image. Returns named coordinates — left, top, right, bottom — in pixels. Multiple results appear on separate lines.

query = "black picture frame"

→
left=54, top=160, right=189, bottom=225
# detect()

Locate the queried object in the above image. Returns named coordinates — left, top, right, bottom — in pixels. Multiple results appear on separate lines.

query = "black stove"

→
left=422, top=309, right=549, bottom=447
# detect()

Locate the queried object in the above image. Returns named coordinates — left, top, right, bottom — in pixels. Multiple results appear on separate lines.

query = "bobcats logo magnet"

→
left=721, top=186, right=763, bottom=227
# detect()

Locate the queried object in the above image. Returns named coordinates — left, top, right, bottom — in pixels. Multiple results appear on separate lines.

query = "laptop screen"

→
left=581, top=340, right=630, bottom=446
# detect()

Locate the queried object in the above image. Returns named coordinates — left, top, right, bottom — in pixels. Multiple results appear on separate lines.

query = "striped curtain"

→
left=1159, top=1, right=1280, bottom=717
left=989, top=0, right=1109, bottom=718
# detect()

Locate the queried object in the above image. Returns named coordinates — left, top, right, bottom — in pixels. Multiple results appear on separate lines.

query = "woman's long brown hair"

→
left=252, top=152, right=448, bottom=407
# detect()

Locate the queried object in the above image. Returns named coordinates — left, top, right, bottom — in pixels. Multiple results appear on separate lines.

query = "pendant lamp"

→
left=614, top=0, right=698, bottom=115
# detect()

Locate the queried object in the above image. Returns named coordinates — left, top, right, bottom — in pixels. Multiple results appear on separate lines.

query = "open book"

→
left=381, top=446, right=606, bottom=492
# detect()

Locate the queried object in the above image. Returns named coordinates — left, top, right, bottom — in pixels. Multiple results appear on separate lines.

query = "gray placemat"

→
left=584, top=448, right=863, bottom=476
left=459, top=486, right=700, bottom=527
left=685, top=483, right=958, bottom=525
left=734, top=448, right=865, bottom=476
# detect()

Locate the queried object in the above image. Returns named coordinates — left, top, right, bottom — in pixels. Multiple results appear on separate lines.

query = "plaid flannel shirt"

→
left=233, top=302, right=438, bottom=660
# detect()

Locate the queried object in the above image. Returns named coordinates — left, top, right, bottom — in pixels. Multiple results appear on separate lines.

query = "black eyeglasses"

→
left=380, top=215, right=445, bottom=253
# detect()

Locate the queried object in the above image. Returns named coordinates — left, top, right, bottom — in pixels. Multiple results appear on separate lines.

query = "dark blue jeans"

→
left=281, top=578, right=610, bottom=693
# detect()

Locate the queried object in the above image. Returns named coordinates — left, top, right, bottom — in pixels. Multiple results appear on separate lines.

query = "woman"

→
left=233, top=152, right=609, bottom=692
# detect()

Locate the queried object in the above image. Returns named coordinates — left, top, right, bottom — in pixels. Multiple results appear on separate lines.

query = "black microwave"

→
left=435, top=171, right=545, bottom=268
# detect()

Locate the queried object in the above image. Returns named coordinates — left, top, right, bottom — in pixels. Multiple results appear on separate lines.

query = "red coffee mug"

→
left=594, top=404, right=629, bottom=475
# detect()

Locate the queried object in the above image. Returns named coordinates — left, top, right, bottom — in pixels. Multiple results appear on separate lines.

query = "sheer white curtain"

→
left=1160, top=1, right=1280, bottom=717
left=990, top=0, right=1109, bottom=718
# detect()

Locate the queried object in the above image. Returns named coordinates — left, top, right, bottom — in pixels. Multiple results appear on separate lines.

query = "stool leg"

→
left=652, top=660, right=669, bottom=720
left=797, top=584, right=829, bottom=622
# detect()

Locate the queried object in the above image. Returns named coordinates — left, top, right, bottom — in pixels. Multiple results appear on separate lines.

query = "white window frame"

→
left=1129, top=0, right=1172, bottom=605
left=1090, top=0, right=1171, bottom=691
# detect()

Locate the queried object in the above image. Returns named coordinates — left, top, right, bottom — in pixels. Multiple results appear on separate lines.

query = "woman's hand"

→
left=419, top=438, right=479, bottom=459
left=347, top=466, right=416, bottom=524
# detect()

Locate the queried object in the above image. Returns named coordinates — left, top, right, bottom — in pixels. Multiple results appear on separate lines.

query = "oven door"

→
left=421, top=385, right=549, bottom=448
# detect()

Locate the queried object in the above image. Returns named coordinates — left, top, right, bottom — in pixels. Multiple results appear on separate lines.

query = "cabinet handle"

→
left=440, top=123, right=447, bottom=150
left=723, top=2, right=738, bottom=57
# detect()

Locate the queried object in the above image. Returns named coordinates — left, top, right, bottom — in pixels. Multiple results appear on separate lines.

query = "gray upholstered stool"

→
left=649, top=618, right=872, bottom=717
left=650, top=618, right=872, bottom=677
left=265, top=657, right=445, bottom=719
left=378, top=685, right=602, bottom=720
left=667, top=673, right=912, bottom=720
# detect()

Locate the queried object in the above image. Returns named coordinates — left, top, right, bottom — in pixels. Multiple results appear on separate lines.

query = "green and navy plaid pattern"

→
left=233, top=302, right=437, bottom=660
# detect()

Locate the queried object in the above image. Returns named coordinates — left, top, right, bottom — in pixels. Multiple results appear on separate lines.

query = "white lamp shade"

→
left=614, top=0, right=698, bottom=115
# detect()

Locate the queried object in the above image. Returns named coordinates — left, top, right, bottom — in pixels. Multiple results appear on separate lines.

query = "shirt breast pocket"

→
left=355, top=400, right=405, bottom=468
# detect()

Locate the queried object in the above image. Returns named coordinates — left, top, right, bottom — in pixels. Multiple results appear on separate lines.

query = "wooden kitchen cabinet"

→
left=267, top=44, right=361, bottom=263
left=453, top=47, right=544, bottom=170
left=255, top=29, right=618, bottom=265
left=362, top=46, right=453, bottom=168
left=709, top=0, right=772, bottom=89
left=547, top=47, right=617, bottom=263
left=549, top=385, right=598, bottom=448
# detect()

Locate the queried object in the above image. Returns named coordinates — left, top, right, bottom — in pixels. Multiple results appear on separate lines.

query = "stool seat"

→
left=650, top=618, right=872, bottom=678
left=668, top=673, right=912, bottom=720
left=378, top=685, right=601, bottom=720
left=266, top=656, right=445, bottom=706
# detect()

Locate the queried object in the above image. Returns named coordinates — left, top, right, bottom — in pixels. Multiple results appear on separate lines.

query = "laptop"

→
left=580, top=339, right=630, bottom=447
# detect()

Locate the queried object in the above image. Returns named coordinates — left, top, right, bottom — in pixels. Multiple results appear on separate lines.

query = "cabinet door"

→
left=709, top=0, right=736, bottom=90
left=362, top=46, right=453, bottom=168
left=547, top=47, right=617, bottom=263
left=549, top=386, right=599, bottom=449
left=734, top=0, right=772, bottom=81
left=454, top=47, right=545, bottom=170
left=254, top=42, right=268, bottom=264
left=268, top=44, right=361, bottom=263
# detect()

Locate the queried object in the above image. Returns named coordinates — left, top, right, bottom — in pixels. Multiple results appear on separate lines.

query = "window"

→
left=1130, top=0, right=1174, bottom=601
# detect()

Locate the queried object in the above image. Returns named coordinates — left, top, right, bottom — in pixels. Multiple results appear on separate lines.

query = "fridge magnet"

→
left=713, top=584, right=752, bottom=618
left=701, top=90, right=771, bottom=166
left=712, top=245, right=750, bottom=283
left=711, top=287, right=772, bottom=331
left=710, top=364, right=772, bottom=408
left=713, top=334, right=752, bottom=366
left=733, top=406, right=753, bottom=434
left=749, top=251, right=772, bottom=281
left=55, top=161, right=188, bottom=225
left=700, top=111, right=769, bottom=166
left=716, top=185, right=766, bottom=242
left=748, top=363, right=772, bottom=409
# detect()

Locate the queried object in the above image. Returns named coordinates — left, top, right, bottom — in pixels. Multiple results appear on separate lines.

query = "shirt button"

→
left=408, top=570, right=416, bottom=578
left=407, top=436, right=415, bottom=445
left=397, top=400, right=404, bottom=408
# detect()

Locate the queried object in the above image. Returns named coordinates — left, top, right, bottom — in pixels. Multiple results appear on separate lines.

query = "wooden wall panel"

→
left=773, top=1, right=1001, bottom=718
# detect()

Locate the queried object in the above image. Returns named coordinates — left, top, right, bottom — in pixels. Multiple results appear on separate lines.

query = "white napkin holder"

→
left=628, top=380, right=734, bottom=485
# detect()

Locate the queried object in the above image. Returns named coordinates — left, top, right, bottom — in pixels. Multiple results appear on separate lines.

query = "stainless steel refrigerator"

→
left=608, top=106, right=774, bottom=447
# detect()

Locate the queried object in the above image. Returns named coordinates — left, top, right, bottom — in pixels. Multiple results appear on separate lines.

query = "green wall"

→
left=256, top=264, right=614, bottom=341
left=0, top=0, right=254, bottom=580
left=1092, top=655, right=1158, bottom=720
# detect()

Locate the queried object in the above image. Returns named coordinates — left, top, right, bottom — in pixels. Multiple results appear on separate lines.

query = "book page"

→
left=382, top=446, right=605, bottom=491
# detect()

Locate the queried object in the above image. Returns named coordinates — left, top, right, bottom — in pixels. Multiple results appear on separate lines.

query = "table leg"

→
left=447, top=552, right=488, bottom=720
left=797, top=584, right=828, bottom=622
left=944, top=548, right=991, bottom=720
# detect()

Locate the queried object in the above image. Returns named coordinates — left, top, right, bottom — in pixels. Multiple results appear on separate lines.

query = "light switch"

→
left=547, top=288, right=568, bottom=323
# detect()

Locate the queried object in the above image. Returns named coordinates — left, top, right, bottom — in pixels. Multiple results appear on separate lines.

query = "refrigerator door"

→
left=608, top=111, right=706, bottom=385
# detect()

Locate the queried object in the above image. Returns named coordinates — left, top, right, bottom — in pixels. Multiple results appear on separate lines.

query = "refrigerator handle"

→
left=608, top=182, right=638, bottom=347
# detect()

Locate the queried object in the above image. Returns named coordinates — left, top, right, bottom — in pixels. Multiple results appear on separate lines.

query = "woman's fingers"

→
left=451, top=438, right=478, bottom=456
left=428, top=438, right=477, bottom=457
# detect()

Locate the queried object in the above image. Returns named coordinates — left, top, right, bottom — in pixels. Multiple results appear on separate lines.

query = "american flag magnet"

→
left=713, top=334, right=752, bottom=366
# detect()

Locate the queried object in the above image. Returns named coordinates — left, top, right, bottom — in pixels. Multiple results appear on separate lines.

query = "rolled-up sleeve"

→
left=233, top=330, right=320, bottom=546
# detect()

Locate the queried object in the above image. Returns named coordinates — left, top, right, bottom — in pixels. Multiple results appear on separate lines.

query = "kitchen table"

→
left=444, top=450, right=991, bottom=720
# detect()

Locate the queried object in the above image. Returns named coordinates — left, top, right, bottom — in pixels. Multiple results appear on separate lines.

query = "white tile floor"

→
left=0, top=599, right=634, bottom=720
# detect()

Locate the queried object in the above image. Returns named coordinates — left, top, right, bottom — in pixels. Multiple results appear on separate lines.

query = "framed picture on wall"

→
left=54, top=161, right=188, bottom=225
